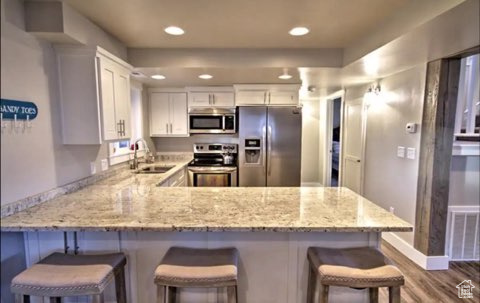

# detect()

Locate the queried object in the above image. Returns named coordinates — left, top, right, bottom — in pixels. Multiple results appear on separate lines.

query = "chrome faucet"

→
left=131, top=138, right=153, bottom=170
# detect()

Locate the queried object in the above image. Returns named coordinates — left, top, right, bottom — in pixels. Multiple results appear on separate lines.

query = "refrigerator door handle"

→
left=262, top=125, right=267, bottom=168
left=267, top=125, right=272, bottom=176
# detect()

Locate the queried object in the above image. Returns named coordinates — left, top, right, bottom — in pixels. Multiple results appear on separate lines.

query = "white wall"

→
left=449, top=155, right=480, bottom=206
left=300, top=100, right=320, bottom=184
left=0, top=0, right=127, bottom=206
left=344, top=64, right=426, bottom=245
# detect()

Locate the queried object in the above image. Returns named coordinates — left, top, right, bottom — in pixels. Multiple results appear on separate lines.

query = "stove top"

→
left=188, top=159, right=237, bottom=167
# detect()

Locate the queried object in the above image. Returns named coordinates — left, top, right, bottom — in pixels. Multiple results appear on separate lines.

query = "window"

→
left=454, top=54, right=480, bottom=141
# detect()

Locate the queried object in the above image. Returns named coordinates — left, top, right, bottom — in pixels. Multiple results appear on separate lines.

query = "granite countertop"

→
left=0, top=161, right=412, bottom=232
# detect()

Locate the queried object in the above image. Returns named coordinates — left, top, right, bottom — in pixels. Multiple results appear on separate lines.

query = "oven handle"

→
left=188, top=167, right=237, bottom=173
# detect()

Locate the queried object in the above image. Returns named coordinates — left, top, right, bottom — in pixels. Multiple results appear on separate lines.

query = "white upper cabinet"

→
left=149, top=90, right=188, bottom=137
left=150, top=93, right=170, bottom=136
left=56, top=46, right=132, bottom=144
left=234, top=84, right=300, bottom=106
left=187, top=87, right=235, bottom=107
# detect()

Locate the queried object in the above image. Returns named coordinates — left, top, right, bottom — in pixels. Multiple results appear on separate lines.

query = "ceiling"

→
left=63, top=0, right=411, bottom=48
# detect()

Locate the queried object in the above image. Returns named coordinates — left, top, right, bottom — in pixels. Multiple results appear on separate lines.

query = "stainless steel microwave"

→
left=188, top=108, right=236, bottom=134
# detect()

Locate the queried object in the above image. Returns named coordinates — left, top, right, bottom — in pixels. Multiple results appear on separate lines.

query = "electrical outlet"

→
left=397, top=146, right=405, bottom=158
left=389, top=207, right=395, bottom=214
left=407, top=147, right=416, bottom=159
left=101, top=159, right=109, bottom=171
left=90, top=162, right=96, bottom=175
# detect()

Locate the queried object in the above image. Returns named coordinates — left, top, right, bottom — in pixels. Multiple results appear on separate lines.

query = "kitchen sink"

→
left=136, top=165, right=175, bottom=174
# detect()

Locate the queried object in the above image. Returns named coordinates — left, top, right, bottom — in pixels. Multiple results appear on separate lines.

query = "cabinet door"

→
left=212, top=92, right=234, bottom=107
left=99, top=58, right=118, bottom=140
left=169, top=93, right=188, bottom=135
left=150, top=93, right=170, bottom=136
left=114, top=70, right=131, bottom=139
left=268, top=90, right=298, bottom=105
left=188, top=92, right=211, bottom=107
left=235, top=90, right=267, bottom=105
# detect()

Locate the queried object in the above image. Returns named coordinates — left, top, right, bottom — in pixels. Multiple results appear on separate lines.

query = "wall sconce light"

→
left=365, top=84, right=382, bottom=106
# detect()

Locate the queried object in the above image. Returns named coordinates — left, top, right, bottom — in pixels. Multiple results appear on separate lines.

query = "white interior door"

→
left=341, top=99, right=366, bottom=194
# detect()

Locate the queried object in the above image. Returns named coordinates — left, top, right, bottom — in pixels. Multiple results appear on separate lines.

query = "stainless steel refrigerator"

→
left=238, top=106, right=302, bottom=186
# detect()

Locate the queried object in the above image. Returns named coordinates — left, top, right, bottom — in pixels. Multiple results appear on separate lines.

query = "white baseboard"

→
left=382, top=232, right=449, bottom=270
left=301, top=182, right=323, bottom=187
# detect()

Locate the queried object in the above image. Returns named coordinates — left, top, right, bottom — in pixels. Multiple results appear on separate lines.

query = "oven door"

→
left=189, top=115, right=224, bottom=134
left=188, top=167, right=238, bottom=187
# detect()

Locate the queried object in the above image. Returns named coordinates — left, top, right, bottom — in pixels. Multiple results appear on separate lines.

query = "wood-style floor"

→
left=379, top=241, right=480, bottom=303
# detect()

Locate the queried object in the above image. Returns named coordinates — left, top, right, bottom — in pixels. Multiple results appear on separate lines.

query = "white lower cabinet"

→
left=157, top=167, right=187, bottom=187
left=149, top=92, right=188, bottom=137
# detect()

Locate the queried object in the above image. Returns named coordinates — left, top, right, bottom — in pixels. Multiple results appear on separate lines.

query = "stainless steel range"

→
left=187, top=143, right=238, bottom=187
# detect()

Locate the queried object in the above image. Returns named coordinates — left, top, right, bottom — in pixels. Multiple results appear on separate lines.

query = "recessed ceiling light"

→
left=279, top=69, right=293, bottom=80
left=198, top=74, right=213, bottom=79
left=151, top=74, right=166, bottom=80
left=164, top=26, right=185, bottom=36
left=278, top=74, right=292, bottom=80
left=289, top=27, right=309, bottom=36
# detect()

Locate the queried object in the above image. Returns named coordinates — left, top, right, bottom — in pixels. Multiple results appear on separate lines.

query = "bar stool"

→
left=11, top=252, right=127, bottom=303
left=154, top=247, right=239, bottom=303
left=306, top=247, right=404, bottom=303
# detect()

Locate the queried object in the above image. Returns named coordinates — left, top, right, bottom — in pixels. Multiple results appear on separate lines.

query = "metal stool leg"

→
left=227, top=285, right=237, bottom=303
left=157, top=285, right=166, bottom=303
left=369, top=288, right=379, bottom=303
left=319, top=284, right=329, bottom=303
left=388, top=286, right=401, bottom=303
left=167, top=286, right=177, bottom=303
left=306, top=265, right=317, bottom=303
left=14, top=294, right=30, bottom=303
left=114, top=266, right=127, bottom=303
left=92, top=293, right=104, bottom=303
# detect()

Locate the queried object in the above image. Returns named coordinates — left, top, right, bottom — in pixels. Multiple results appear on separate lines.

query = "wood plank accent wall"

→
left=414, top=58, right=460, bottom=256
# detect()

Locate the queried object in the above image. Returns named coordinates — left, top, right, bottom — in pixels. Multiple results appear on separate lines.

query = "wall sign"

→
left=0, top=98, right=38, bottom=120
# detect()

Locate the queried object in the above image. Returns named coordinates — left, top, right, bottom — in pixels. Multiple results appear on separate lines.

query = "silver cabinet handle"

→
left=268, top=92, right=271, bottom=104
left=267, top=125, right=272, bottom=176
left=170, top=123, right=173, bottom=134
left=208, top=94, right=212, bottom=105
left=212, top=94, right=215, bottom=105
left=117, top=121, right=122, bottom=136
left=122, top=120, right=126, bottom=136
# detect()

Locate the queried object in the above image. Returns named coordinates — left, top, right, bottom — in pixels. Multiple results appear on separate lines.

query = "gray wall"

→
left=0, top=0, right=127, bottom=206
left=301, top=100, right=321, bottom=184
left=345, top=64, right=426, bottom=245
left=449, top=155, right=480, bottom=206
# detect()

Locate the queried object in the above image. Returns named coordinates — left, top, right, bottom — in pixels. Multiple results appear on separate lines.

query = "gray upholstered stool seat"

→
left=155, top=247, right=239, bottom=303
left=306, top=247, right=404, bottom=303
left=11, top=252, right=127, bottom=303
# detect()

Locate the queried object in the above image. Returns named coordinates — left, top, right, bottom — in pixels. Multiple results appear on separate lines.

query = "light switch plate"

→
left=397, top=146, right=405, bottom=158
left=90, top=162, right=96, bottom=175
left=101, top=159, right=109, bottom=171
left=407, top=147, right=416, bottom=159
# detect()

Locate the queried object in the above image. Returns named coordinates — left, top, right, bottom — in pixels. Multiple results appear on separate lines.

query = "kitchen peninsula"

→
left=1, top=164, right=411, bottom=303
